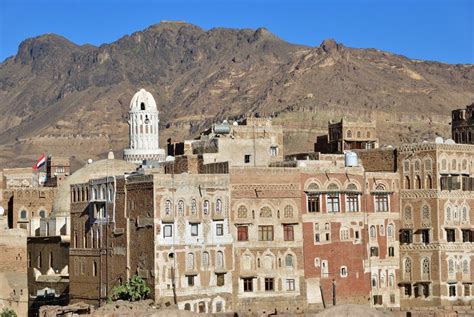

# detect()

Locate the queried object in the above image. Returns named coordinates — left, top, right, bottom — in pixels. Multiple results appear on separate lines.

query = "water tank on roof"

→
left=345, top=151, right=358, bottom=167
left=214, top=121, right=231, bottom=134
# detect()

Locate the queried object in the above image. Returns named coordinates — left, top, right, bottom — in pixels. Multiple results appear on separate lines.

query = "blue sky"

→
left=0, top=0, right=473, bottom=64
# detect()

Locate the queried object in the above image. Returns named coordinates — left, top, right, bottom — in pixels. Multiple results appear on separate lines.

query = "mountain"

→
left=0, top=21, right=473, bottom=169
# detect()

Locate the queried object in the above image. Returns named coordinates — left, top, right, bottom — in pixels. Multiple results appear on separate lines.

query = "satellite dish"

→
left=445, top=139, right=455, bottom=144
left=87, top=159, right=93, bottom=164
left=0, top=206, right=4, bottom=216
left=435, top=137, right=444, bottom=144
left=233, top=121, right=238, bottom=126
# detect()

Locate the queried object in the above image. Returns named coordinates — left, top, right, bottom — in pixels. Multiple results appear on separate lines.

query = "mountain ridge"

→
left=0, top=22, right=473, bottom=169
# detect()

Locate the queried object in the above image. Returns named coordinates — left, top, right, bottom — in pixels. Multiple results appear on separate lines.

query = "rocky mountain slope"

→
left=0, top=21, right=473, bottom=168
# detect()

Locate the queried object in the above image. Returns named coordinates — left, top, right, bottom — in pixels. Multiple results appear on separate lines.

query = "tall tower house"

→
left=123, top=88, right=165, bottom=164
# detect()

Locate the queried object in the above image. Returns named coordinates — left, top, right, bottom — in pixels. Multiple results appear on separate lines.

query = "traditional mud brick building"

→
left=0, top=214, right=28, bottom=317
left=315, top=118, right=378, bottom=153
left=452, top=103, right=474, bottom=144
left=398, top=142, right=474, bottom=308
left=300, top=155, right=400, bottom=308
left=230, top=166, right=307, bottom=314
left=27, top=236, right=69, bottom=316
left=172, top=117, right=284, bottom=167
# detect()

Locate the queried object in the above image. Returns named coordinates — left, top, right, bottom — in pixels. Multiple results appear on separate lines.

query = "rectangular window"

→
left=265, top=278, right=274, bottom=291
left=325, top=232, right=330, bottom=241
left=258, top=225, right=274, bottom=241
left=270, top=146, right=278, bottom=157
left=243, top=278, right=253, bottom=292
left=375, top=194, right=389, bottom=212
left=286, top=279, right=295, bottom=291
left=163, top=224, right=173, bottom=238
left=315, top=233, right=320, bottom=243
left=446, top=229, right=456, bottom=242
left=400, top=229, right=413, bottom=244
left=462, top=229, right=472, bottom=242
left=244, top=155, right=251, bottom=164
left=449, top=284, right=456, bottom=297
left=237, top=226, right=248, bottom=241
left=216, top=223, right=224, bottom=236
left=464, top=284, right=471, bottom=296
left=390, top=294, right=396, bottom=304
left=283, top=224, right=294, bottom=241
left=370, top=247, right=379, bottom=257
left=346, top=194, right=359, bottom=212
left=216, top=273, right=225, bottom=287
left=307, top=194, right=320, bottom=212
left=404, top=284, right=412, bottom=297
left=388, top=247, right=395, bottom=257
left=421, top=229, right=430, bottom=244
left=191, top=224, right=199, bottom=237
left=373, top=295, right=383, bottom=305
left=187, top=275, right=194, bottom=287
left=355, top=231, right=360, bottom=240
left=326, top=194, right=340, bottom=213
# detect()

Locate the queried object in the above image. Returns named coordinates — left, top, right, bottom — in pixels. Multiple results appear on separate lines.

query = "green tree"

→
left=0, top=308, right=17, bottom=317
left=111, top=275, right=150, bottom=301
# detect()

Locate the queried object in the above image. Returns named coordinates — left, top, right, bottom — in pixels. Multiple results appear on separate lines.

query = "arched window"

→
left=346, top=130, right=352, bottom=138
left=216, top=251, right=224, bottom=269
left=164, top=200, right=172, bottom=215
left=237, top=205, right=247, bottom=218
left=357, top=131, right=361, bottom=138
left=108, top=186, right=113, bottom=202
left=415, top=175, right=422, bottom=189
left=39, top=210, right=46, bottom=218
left=448, top=258, right=455, bottom=274
left=367, top=131, right=371, bottom=138
left=462, top=206, right=468, bottom=222
left=177, top=200, right=184, bottom=216
left=93, top=187, right=98, bottom=200
left=326, top=184, right=340, bottom=213
left=403, top=160, right=410, bottom=172
left=422, top=258, right=430, bottom=279
left=216, top=199, right=223, bottom=213
left=20, top=210, right=27, bottom=219
left=387, top=224, right=394, bottom=238
left=370, top=225, right=376, bottom=238
left=49, top=252, right=53, bottom=267
left=414, top=160, right=421, bottom=171
left=404, top=176, right=411, bottom=189
left=389, top=273, right=394, bottom=287
left=371, top=274, right=378, bottom=288
left=404, top=258, right=412, bottom=279
left=446, top=206, right=451, bottom=222
left=93, top=261, right=97, bottom=276
left=203, top=200, right=210, bottom=215
left=404, top=206, right=412, bottom=221
left=424, top=158, right=432, bottom=171
left=202, top=251, right=209, bottom=268
left=463, top=259, right=469, bottom=275
left=379, top=224, right=385, bottom=236
left=307, top=182, right=320, bottom=191
left=101, top=186, right=107, bottom=200
left=260, top=206, right=272, bottom=218
left=191, top=199, right=197, bottom=215
left=422, top=205, right=430, bottom=220
left=285, top=254, right=294, bottom=267
left=186, top=253, right=195, bottom=270
left=441, top=159, right=447, bottom=170
left=426, top=175, right=433, bottom=189
left=452, top=159, right=457, bottom=171
left=284, top=205, right=293, bottom=218
left=184, top=303, right=191, bottom=311
left=140, top=102, right=145, bottom=111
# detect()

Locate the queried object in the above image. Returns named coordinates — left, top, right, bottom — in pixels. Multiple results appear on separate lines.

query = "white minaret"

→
left=123, top=88, right=165, bottom=164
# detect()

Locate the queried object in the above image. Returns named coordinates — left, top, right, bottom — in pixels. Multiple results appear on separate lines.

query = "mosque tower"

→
left=123, top=88, right=165, bottom=164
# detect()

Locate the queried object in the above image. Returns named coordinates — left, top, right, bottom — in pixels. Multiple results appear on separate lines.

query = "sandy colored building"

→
left=452, top=103, right=474, bottom=144
left=230, top=166, right=306, bottom=314
left=170, top=117, right=284, bottom=167
left=398, top=142, right=474, bottom=308
left=0, top=214, right=28, bottom=317
left=315, top=118, right=378, bottom=154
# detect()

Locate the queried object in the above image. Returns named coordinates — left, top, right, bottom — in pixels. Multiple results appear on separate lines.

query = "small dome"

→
left=130, top=88, right=157, bottom=112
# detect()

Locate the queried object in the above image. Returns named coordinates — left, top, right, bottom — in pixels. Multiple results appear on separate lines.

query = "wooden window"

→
left=286, top=279, right=295, bottom=291
left=187, top=275, right=195, bottom=287
left=326, top=193, right=340, bottom=213
left=163, top=225, right=173, bottom=238
left=375, top=194, right=389, bottom=212
left=283, top=224, right=294, bottom=241
left=346, top=194, right=359, bottom=212
left=258, top=225, right=274, bottom=241
left=237, top=226, right=248, bottom=241
left=191, top=223, right=199, bottom=236
left=243, top=278, right=253, bottom=292
left=216, top=223, right=224, bottom=236
left=307, top=194, right=320, bottom=212
left=216, top=273, right=225, bottom=286
left=446, top=229, right=456, bottom=242
left=264, top=278, right=274, bottom=291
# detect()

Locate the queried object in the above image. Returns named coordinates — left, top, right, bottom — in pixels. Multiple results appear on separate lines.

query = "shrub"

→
left=0, top=308, right=17, bottom=317
left=111, top=275, right=150, bottom=301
